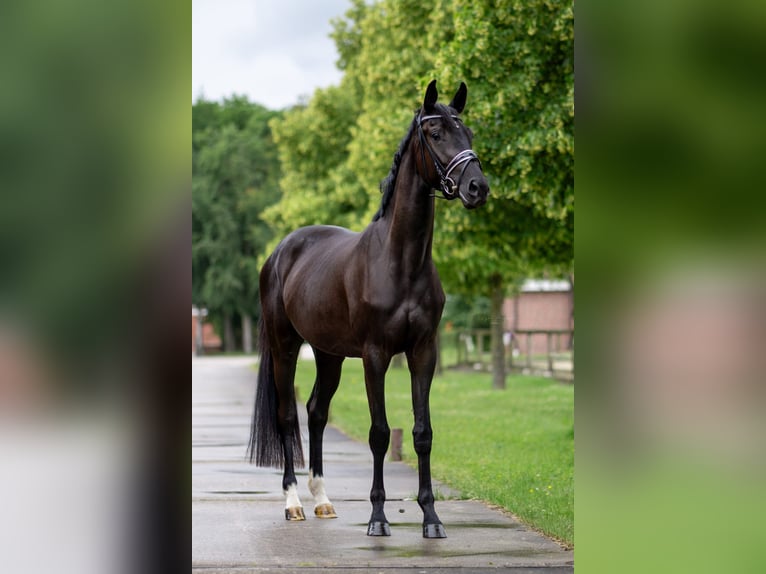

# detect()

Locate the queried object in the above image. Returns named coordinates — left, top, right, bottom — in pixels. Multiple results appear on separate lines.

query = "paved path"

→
left=192, top=356, right=573, bottom=573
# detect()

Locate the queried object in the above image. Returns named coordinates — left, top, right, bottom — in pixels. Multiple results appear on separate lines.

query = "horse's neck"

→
left=383, top=150, right=435, bottom=276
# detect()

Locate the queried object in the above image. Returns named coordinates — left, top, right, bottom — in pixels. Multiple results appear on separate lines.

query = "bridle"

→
left=417, top=113, right=481, bottom=201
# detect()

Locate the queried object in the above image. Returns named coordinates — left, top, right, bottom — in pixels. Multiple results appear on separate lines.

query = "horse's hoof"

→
left=366, top=521, right=391, bottom=536
left=314, top=503, right=337, bottom=519
left=285, top=506, right=306, bottom=521
left=423, top=523, right=447, bottom=538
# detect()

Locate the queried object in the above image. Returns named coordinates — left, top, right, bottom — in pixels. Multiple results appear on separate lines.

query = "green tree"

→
left=432, top=0, right=574, bottom=388
left=262, top=81, right=364, bottom=250
left=192, top=97, right=282, bottom=351
left=340, top=0, right=454, bottom=220
left=265, top=0, right=454, bottom=235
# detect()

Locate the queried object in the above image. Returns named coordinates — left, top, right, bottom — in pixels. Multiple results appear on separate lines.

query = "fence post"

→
left=526, top=333, right=532, bottom=369
left=390, top=428, right=403, bottom=461
left=547, top=332, right=553, bottom=372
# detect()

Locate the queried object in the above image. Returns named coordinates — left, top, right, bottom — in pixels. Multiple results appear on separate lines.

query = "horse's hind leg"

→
left=272, top=343, right=306, bottom=520
left=306, top=348, right=343, bottom=518
left=259, top=255, right=306, bottom=521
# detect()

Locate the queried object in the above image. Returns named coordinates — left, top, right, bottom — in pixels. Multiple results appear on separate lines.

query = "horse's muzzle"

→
left=460, top=177, right=489, bottom=209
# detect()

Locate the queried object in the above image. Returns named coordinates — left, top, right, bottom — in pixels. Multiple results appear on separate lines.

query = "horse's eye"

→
left=431, top=131, right=441, bottom=141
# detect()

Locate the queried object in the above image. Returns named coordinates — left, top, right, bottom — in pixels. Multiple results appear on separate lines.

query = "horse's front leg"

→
left=363, top=350, right=392, bottom=536
left=407, top=340, right=447, bottom=538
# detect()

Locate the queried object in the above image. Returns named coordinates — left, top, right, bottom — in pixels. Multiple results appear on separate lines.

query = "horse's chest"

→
left=372, top=284, right=442, bottom=333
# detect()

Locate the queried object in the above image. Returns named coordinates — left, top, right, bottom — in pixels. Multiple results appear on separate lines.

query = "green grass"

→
left=293, top=357, right=573, bottom=545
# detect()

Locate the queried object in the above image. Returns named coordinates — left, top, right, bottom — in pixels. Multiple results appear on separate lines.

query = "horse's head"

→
left=416, top=80, right=489, bottom=209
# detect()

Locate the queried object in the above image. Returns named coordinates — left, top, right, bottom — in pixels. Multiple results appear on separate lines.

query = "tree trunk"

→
left=194, top=314, right=204, bottom=356
left=490, top=274, right=506, bottom=389
left=223, top=312, right=236, bottom=352
left=567, top=273, right=575, bottom=349
left=568, top=273, right=575, bottom=378
left=241, top=313, right=253, bottom=354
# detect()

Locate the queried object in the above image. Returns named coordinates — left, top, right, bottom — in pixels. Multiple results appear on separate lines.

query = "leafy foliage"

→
left=441, top=294, right=492, bottom=330
left=264, top=0, right=449, bottom=234
left=340, top=0, right=455, bottom=221
left=433, top=0, right=574, bottom=293
left=192, top=97, right=282, bottom=326
left=261, top=81, right=365, bottom=252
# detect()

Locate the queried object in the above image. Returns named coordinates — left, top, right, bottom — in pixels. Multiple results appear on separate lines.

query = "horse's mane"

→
left=371, top=112, right=420, bottom=222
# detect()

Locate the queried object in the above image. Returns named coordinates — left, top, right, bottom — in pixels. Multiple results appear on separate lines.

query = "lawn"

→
left=292, top=357, right=574, bottom=545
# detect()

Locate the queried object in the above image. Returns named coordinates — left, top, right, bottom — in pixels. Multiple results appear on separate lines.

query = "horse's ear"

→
left=423, top=80, right=438, bottom=113
left=449, top=82, right=467, bottom=114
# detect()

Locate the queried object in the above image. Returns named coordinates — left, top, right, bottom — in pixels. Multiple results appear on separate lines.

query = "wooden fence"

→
left=445, top=328, right=574, bottom=382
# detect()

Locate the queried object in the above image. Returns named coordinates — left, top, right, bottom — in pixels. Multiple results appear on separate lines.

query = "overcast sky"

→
left=192, top=0, right=350, bottom=110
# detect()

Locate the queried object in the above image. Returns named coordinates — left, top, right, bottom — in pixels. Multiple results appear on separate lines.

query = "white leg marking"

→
left=284, top=483, right=302, bottom=509
left=308, top=470, right=331, bottom=507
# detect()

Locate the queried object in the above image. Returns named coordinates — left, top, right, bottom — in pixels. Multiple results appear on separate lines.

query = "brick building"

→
left=192, top=307, right=222, bottom=354
left=503, top=279, right=573, bottom=355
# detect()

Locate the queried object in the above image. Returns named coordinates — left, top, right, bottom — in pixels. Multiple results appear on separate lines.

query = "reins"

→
left=417, top=113, right=480, bottom=201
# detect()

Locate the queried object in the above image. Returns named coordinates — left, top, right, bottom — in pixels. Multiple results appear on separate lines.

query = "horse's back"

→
left=266, top=225, right=359, bottom=281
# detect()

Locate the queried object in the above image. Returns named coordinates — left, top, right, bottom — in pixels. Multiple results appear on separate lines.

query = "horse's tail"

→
left=247, top=318, right=304, bottom=468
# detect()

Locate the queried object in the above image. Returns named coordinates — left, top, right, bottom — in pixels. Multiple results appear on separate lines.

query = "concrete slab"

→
left=193, top=499, right=570, bottom=569
left=192, top=356, right=573, bottom=572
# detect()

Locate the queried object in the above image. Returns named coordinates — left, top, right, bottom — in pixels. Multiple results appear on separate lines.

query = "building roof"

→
left=521, top=279, right=571, bottom=292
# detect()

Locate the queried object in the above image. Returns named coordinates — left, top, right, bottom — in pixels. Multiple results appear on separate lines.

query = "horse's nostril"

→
left=468, top=178, right=488, bottom=198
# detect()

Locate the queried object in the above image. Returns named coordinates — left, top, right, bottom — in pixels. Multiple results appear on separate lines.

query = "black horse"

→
left=248, top=80, right=489, bottom=538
